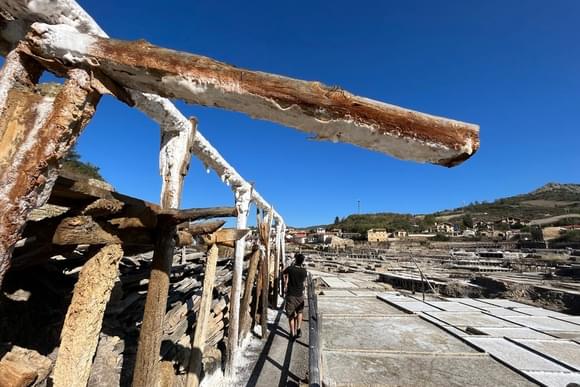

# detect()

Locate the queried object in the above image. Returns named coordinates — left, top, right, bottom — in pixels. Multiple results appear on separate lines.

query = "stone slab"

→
left=318, top=296, right=404, bottom=316
left=513, top=339, right=580, bottom=371
left=472, top=327, right=555, bottom=340
left=523, top=371, right=580, bottom=387
left=500, top=316, right=580, bottom=332
left=322, top=352, right=536, bottom=387
left=424, top=311, right=520, bottom=328
left=321, top=315, right=477, bottom=353
left=465, top=337, right=569, bottom=372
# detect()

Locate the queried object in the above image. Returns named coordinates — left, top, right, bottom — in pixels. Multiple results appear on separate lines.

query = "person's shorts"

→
left=285, top=295, right=305, bottom=317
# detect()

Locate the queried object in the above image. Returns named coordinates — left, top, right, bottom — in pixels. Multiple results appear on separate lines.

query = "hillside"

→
left=325, top=183, right=580, bottom=233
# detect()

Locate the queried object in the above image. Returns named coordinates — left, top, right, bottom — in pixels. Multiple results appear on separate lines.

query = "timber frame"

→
left=0, top=1, right=479, bottom=386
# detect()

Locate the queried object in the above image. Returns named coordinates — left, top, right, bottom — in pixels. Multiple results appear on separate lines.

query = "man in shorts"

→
left=283, top=253, right=307, bottom=340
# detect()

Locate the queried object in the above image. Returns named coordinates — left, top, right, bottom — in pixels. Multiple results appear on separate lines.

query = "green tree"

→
left=62, top=145, right=104, bottom=180
left=334, top=216, right=340, bottom=225
left=462, top=214, right=474, bottom=229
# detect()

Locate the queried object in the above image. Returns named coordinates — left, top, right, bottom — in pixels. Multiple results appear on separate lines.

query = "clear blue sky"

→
left=49, top=1, right=580, bottom=226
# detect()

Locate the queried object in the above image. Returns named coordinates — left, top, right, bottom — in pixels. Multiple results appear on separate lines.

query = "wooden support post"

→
left=225, top=187, right=251, bottom=376
left=186, top=244, right=218, bottom=387
left=259, top=209, right=273, bottom=339
left=52, top=244, right=124, bottom=387
left=0, top=61, right=100, bottom=287
left=238, top=248, right=261, bottom=340
left=132, top=217, right=177, bottom=387
left=252, top=247, right=264, bottom=332
left=132, top=115, right=196, bottom=387
left=272, top=222, right=282, bottom=306
left=260, top=250, right=269, bottom=340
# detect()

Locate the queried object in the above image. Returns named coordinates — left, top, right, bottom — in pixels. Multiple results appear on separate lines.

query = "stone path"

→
left=240, top=302, right=309, bottom=387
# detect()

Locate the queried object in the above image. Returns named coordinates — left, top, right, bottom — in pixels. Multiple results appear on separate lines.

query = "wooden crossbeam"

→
left=26, top=23, right=479, bottom=167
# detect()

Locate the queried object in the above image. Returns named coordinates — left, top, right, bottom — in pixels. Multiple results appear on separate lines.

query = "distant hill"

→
left=319, top=183, right=580, bottom=234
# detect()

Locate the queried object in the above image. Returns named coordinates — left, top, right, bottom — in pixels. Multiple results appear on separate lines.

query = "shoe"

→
left=297, top=329, right=302, bottom=338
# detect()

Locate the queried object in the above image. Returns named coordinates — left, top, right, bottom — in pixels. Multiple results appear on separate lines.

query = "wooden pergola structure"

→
left=0, top=1, right=479, bottom=386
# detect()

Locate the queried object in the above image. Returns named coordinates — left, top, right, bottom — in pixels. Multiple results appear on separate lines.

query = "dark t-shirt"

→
left=284, top=265, right=307, bottom=297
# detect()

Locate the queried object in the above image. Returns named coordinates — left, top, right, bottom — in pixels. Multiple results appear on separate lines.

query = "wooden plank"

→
left=0, top=65, right=100, bottom=287
left=52, top=244, right=124, bottom=387
left=27, top=23, right=479, bottom=167
left=239, top=248, right=261, bottom=340
left=186, top=244, right=219, bottom=387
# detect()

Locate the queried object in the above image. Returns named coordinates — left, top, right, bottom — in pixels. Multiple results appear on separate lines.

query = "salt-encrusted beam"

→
left=26, top=23, right=479, bottom=167
left=1, top=1, right=284, bottom=221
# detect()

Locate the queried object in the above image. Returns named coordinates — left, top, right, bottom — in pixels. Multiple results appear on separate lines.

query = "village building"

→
left=367, top=228, right=389, bottom=242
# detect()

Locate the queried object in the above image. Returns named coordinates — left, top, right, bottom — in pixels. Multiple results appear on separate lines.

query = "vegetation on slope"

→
left=61, top=146, right=104, bottom=181
left=325, top=183, right=580, bottom=234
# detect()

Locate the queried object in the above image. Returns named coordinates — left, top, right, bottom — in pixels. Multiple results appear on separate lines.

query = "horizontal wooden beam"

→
left=27, top=23, right=479, bottom=167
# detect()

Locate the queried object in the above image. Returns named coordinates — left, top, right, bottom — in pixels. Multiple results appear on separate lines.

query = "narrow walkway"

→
left=243, top=301, right=310, bottom=387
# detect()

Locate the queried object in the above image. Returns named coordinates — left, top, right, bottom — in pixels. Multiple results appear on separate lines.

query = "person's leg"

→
left=296, top=311, right=303, bottom=333
left=288, top=313, right=295, bottom=338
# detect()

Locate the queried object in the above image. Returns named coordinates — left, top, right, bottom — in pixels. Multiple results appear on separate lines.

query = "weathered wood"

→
left=0, top=64, right=100, bottom=287
left=27, top=23, right=479, bottom=167
left=0, top=359, right=36, bottom=387
left=160, top=116, right=196, bottom=208
left=186, top=244, right=219, bottom=387
left=82, top=198, right=124, bottom=217
left=225, top=188, right=250, bottom=375
left=239, top=248, right=261, bottom=340
left=201, top=228, right=250, bottom=248
left=260, top=252, right=268, bottom=339
left=52, top=244, right=124, bottom=387
left=164, top=206, right=237, bottom=222
left=53, top=215, right=121, bottom=245
left=132, top=219, right=176, bottom=387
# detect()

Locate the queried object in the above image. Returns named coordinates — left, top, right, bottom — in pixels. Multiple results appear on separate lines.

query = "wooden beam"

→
left=185, top=244, right=218, bottom=387
left=239, top=248, right=261, bottom=340
left=27, top=23, right=479, bottom=167
left=52, top=244, right=124, bottom=387
left=0, top=63, right=100, bottom=287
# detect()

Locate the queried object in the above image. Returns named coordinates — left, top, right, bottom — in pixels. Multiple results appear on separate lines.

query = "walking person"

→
left=283, top=253, right=307, bottom=340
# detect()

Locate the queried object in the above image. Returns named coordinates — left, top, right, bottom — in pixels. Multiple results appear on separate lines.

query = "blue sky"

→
left=44, top=1, right=580, bottom=226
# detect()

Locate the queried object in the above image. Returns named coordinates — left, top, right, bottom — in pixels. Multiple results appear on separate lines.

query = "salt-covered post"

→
left=281, top=223, right=287, bottom=267
left=225, top=186, right=251, bottom=376
left=0, top=63, right=100, bottom=288
left=132, top=118, right=196, bottom=387
left=272, top=221, right=283, bottom=306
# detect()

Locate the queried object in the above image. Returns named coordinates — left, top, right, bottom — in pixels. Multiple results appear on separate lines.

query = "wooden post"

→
left=52, top=244, right=124, bottom=387
left=238, top=248, right=260, bottom=340
left=0, top=56, right=99, bottom=287
left=132, top=218, right=176, bottom=387
left=186, top=244, right=218, bottom=387
left=132, top=116, right=196, bottom=387
left=260, top=209, right=273, bottom=339
left=225, top=187, right=251, bottom=376
left=252, top=247, right=264, bottom=332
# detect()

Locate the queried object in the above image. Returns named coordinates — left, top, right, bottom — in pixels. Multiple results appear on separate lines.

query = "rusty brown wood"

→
left=0, top=63, right=100, bottom=287
left=132, top=217, right=176, bottom=387
left=27, top=24, right=479, bottom=167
